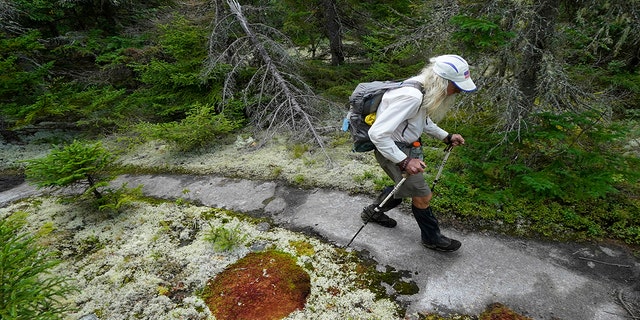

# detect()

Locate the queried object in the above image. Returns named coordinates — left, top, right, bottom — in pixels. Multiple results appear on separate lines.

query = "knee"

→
left=412, top=193, right=432, bottom=209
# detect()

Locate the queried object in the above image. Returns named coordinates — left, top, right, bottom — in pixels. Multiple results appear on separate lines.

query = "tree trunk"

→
left=86, top=174, right=102, bottom=199
left=322, top=0, right=344, bottom=65
left=513, top=0, right=558, bottom=123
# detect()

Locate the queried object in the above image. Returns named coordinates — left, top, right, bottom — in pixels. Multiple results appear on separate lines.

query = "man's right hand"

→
left=405, top=158, right=426, bottom=175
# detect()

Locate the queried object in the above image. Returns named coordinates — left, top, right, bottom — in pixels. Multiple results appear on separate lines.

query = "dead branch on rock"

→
left=577, top=256, right=632, bottom=268
left=204, top=0, right=335, bottom=165
left=617, top=289, right=640, bottom=320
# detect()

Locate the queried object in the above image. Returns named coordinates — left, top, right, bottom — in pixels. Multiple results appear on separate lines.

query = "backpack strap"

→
left=399, top=80, right=424, bottom=94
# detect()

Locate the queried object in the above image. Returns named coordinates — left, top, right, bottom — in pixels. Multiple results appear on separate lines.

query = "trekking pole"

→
left=345, top=146, right=454, bottom=248
left=431, top=144, right=454, bottom=191
left=345, top=173, right=409, bottom=248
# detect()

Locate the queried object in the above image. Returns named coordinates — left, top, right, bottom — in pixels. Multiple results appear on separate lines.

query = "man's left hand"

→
left=445, top=133, right=464, bottom=146
left=449, top=133, right=465, bottom=146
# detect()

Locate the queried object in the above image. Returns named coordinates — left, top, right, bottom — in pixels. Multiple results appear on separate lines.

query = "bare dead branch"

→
left=461, top=0, right=610, bottom=144
left=380, top=1, right=460, bottom=55
left=205, top=0, right=335, bottom=165
left=617, top=289, right=640, bottom=320
left=577, top=257, right=632, bottom=268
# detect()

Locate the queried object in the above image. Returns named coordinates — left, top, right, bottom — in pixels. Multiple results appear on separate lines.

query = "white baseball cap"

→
left=432, top=55, right=477, bottom=92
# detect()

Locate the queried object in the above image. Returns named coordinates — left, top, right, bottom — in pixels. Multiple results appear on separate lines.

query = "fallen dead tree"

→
left=204, top=0, right=335, bottom=164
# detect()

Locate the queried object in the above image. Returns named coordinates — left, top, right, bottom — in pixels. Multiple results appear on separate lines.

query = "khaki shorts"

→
left=374, top=146, right=431, bottom=199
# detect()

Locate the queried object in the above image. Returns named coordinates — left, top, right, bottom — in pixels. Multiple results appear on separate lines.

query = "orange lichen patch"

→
left=479, top=303, right=532, bottom=320
left=204, top=250, right=311, bottom=320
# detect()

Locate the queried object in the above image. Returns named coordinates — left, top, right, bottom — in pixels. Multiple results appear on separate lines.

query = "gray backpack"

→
left=345, top=80, right=423, bottom=152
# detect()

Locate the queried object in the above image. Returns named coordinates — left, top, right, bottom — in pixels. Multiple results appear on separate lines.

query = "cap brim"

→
left=453, top=78, right=477, bottom=92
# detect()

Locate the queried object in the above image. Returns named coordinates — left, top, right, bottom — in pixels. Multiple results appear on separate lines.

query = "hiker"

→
left=362, top=54, right=476, bottom=252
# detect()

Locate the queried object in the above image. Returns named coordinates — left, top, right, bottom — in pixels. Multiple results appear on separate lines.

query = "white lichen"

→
left=0, top=197, right=399, bottom=320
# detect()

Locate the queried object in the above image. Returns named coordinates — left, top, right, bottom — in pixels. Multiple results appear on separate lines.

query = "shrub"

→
left=24, top=140, right=115, bottom=199
left=0, top=214, right=77, bottom=319
left=134, top=103, right=241, bottom=152
left=204, top=222, right=247, bottom=252
left=0, top=30, right=53, bottom=115
left=440, top=110, right=640, bottom=243
left=95, top=183, right=144, bottom=213
left=461, top=111, right=638, bottom=202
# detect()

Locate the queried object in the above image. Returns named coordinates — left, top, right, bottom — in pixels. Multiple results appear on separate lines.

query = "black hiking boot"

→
left=422, top=236, right=461, bottom=252
left=361, top=204, right=397, bottom=228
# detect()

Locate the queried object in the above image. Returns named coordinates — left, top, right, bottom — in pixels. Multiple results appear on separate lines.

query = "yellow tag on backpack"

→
left=364, top=113, right=376, bottom=125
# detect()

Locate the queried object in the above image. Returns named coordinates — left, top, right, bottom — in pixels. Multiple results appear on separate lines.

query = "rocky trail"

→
left=2, top=173, right=639, bottom=319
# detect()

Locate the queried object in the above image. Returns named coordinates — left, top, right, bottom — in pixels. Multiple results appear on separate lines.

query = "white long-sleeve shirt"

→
left=368, top=78, right=449, bottom=164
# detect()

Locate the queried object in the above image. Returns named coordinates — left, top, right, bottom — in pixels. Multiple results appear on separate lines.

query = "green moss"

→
left=94, top=309, right=105, bottom=318
left=420, top=314, right=474, bottom=320
left=353, top=170, right=377, bottom=183
left=377, top=265, right=420, bottom=295
left=327, top=131, right=352, bottom=148
left=269, top=165, right=283, bottom=178
left=392, top=279, right=420, bottom=295
left=200, top=207, right=268, bottom=225
left=336, top=249, right=415, bottom=316
left=289, top=240, right=315, bottom=256
left=417, top=302, right=532, bottom=319
left=157, top=285, right=170, bottom=296
left=293, top=174, right=305, bottom=184
left=111, top=163, right=194, bottom=176
left=76, top=234, right=104, bottom=257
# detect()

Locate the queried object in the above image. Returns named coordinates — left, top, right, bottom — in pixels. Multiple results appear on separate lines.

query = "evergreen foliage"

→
left=204, top=222, right=248, bottom=252
left=276, top=0, right=326, bottom=58
left=0, top=31, right=52, bottom=113
left=134, top=103, right=241, bottom=151
left=24, top=140, right=114, bottom=199
left=10, top=0, right=173, bottom=36
left=124, top=15, right=231, bottom=122
left=0, top=214, right=77, bottom=319
left=450, top=15, right=515, bottom=52
left=0, top=0, right=638, bottom=244
left=435, top=111, right=640, bottom=243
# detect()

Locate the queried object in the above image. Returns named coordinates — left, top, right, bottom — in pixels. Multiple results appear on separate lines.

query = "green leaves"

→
left=459, top=111, right=627, bottom=202
left=0, top=31, right=52, bottom=109
left=0, top=216, right=76, bottom=319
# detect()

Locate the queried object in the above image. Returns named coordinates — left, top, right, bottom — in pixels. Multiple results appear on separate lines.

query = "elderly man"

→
left=362, top=54, right=477, bottom=252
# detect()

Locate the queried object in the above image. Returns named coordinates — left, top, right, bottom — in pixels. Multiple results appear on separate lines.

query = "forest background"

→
left=1, top=0, right=639, bottom=246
